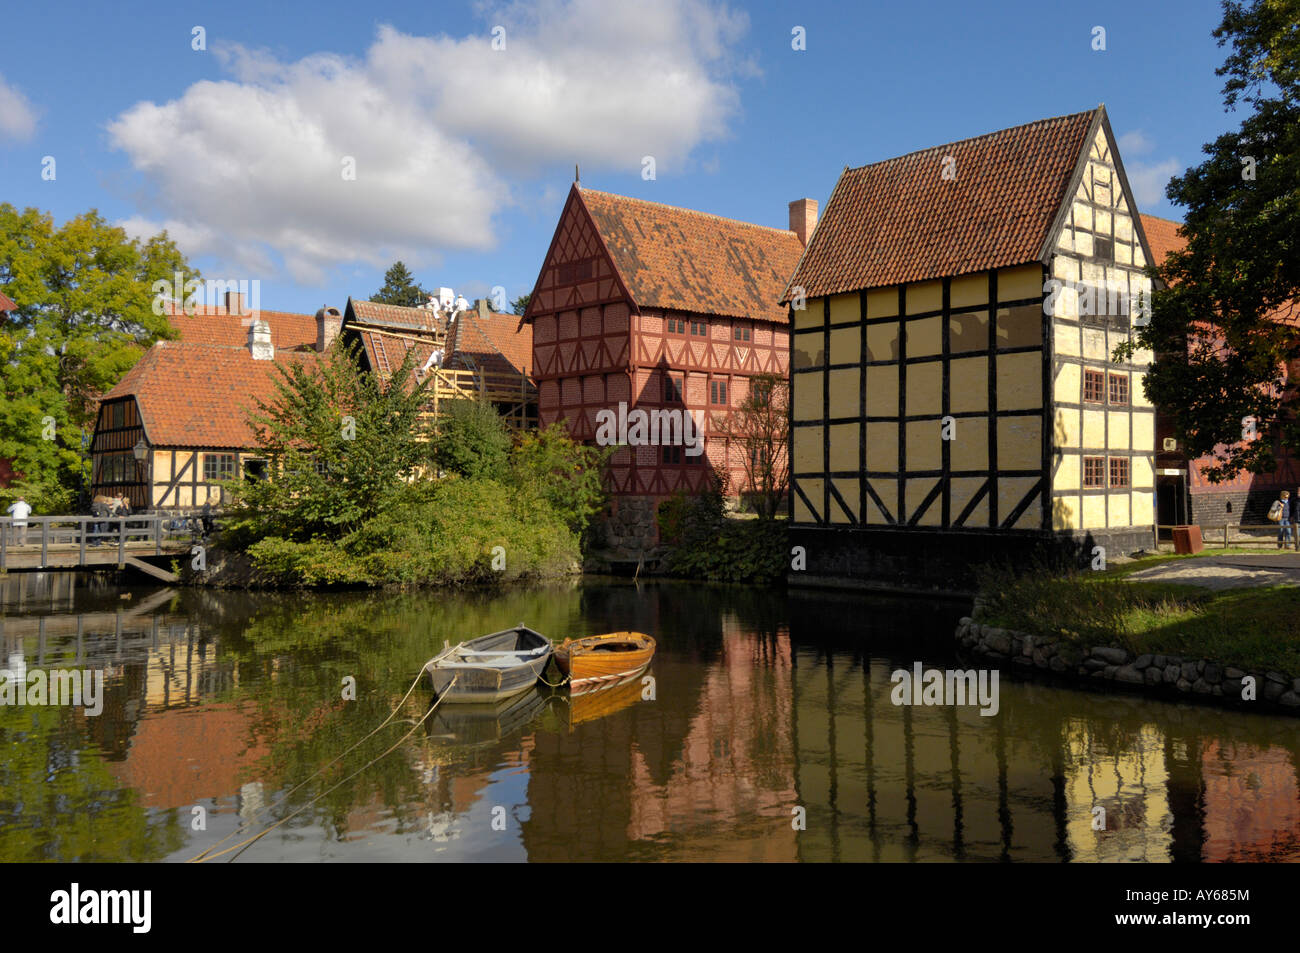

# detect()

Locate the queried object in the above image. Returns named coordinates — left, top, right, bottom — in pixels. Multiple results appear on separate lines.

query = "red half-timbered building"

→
left=524, top=184, right=812, bottom=545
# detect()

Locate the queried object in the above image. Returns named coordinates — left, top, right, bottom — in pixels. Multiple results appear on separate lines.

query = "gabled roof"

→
left=103, top=342, right=319, bottom=449
left=345, top=298, right=449, bottom=336
left=785, top=108, right=1102, bottom=300
left=163, top=301, right=320, bottom=350
left=575, top=187, right=804, bottom=323
left=0, top=292, right=16, bottom=313
left=445, top=309, right=532, bottom=378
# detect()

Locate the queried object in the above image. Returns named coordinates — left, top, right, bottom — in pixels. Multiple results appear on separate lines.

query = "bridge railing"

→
left=0, top=515, right=197, bottom=570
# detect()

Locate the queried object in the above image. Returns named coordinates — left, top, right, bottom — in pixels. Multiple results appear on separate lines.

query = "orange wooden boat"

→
left=554, top=631, right=655, bottom=692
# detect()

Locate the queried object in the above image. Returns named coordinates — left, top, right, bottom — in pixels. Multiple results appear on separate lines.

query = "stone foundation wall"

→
left=601, top=496, right=661, bottom=553
left=957, top=613, right=1300, bottom=714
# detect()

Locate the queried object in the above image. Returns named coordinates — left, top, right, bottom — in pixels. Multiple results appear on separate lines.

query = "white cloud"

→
left=1118, top=129, right=1154, bottom=156
left=107, top=0, right=749, bottom=283
left=0, top=74, right=39, bottom=142
left=1126, top=158, right=1181, bottom=210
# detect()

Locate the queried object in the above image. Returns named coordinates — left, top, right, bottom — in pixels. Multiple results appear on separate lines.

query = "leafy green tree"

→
left=370, top=261, right=428, bottom=308
left=1118, top=0, right=1300, bottom=482
left=226, top=340, right=433, bottom=543
left=510, top=293, right=532, bottom=316
left=431, top=400, right=511, bottom=480
left=508, top=423, right=609, bottom=537
left=0, top=205, right=191, bottom=510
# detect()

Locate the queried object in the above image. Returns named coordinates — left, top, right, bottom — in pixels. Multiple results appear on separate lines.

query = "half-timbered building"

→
left=524, top=184, right=810, bottom=546
left=783, top=106, right=1158, bottom=580
left=90, top=294, right=328, bottom=511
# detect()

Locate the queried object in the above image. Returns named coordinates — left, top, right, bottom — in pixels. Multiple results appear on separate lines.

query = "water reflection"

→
left=0, top=580, right=1297, bottom=862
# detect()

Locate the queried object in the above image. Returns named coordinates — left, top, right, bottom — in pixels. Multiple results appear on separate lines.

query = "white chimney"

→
left=248, top=319, right=274, bottom=360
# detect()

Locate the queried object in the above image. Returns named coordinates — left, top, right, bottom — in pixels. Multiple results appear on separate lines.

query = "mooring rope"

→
left=187, top=665, right=431, bottom=863
left=190, top=674, right=458, bottom=864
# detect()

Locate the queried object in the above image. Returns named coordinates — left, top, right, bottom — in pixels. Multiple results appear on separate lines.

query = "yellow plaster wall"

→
left=866, top=366, right=898, bottom=416
left=950, top=418, right=988, bottom=471
left=906, top=421, right=942, bottom=472
left=828, top=423, right=859, bottom=471
left=998, top=417, right=1042, bottom=470
left=907, top=317, right=942, bottom=357
left=950, top=358, right=988, bottom=413
left=906, top=362, right=942, bottom=416
left=828, top=368, right=859, bottom=419
left=792, top=372, right=823, bottom=420
left=906, top=281, right=942, bottom=315
left=828, top=293, right=858, bottom=325
left=950, top=273, right=988, bottom=308
left=866, top=422, right=898, bottom=471
left=998, top=265, right=1042, bottom=301
left=996, top=352, right=1041, bottom=409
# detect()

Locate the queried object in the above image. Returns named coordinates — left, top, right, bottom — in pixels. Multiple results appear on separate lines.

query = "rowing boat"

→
left=554, top=631, right=655, bottom=692
left=423, top=624, right=553, bottom=703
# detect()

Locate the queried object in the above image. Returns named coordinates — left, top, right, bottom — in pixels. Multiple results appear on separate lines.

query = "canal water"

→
left=1, top=578, right=1297, bottom=862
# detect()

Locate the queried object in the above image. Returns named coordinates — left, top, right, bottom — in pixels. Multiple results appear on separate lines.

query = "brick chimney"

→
left=789, top=198, right=819, bottom=246
left=315, top=306, right=343, bottom=352
left=225, top=291, right=246, bottom=314
left=477, top=297, right=491, bottom=318
left=248, top=319, right=274, bottom=360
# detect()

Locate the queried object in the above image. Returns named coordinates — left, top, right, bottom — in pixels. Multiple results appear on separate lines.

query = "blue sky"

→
left=1, top=0, right=1234, bottom=316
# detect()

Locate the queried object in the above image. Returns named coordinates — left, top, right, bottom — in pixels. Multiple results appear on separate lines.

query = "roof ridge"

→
left=844, top=108, right=1101, bottom=173
left=578, top=187, right=801, bottom=238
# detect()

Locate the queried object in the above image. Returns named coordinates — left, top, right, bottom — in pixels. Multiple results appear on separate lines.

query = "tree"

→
left=510, top=293, right=532, bottom=316
left=715, top=372, right=789, bottom=518
left=431, top=399, right=511, bottom=480
left=227, top=340, right=434, bottom=543
left=0, top=205, right=191, bottom=511
left=1118, top=0, right=1300, bottom=482
left=370, top=261, right=428, bottom=308
left=508, top=423, right=609, bottom=536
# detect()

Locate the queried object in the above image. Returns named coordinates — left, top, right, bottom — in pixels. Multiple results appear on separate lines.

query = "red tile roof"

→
left=103, top=341, right=319, bottom=449
left=0, top=292, right=15, bottom=313
left=446, top=309, right=533, bottom=378
left=577, top=187, right=804, bottom=323
left=1140, top=214, right=1186, bottom=269
left=163, top=301, right=320, bottom=350
left=346, top=298, right=448, bottom=335
left=785, top=108, right=1101, bottom=299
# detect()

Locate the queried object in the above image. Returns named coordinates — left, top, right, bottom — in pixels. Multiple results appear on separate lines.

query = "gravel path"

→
left=1126, top=554, right=1300, bottom=590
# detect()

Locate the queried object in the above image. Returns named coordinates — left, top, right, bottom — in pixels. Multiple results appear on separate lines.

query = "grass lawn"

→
left=976, top=556, right=1300, bottom=675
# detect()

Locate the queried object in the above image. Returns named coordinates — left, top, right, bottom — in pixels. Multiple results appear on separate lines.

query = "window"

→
left=663, top=446, right=682, bottom=465
left=1093, top=236, right=1114, bottom=261
left=1083, top=369, right=1105, bottom=403
left=244, top=458, right=268, bottom=482
left=1083, top=456, right=1106, bottom=488
left=97, top=451, right=136, bottom=484
left=667, top=317, right=686, bottom=334
left=734, top=324, right=751, bottom=342
left=710, top=379, right=728, bottom=406
left=690, top=319, right=707, bottom=336
left=1109, top=457, right=1130, bottom=488
left=750, top=446, right=771, bottom=469
left=204, top=453, right=236, bottom=482
left=109, top=402, right=126, bottom=429
left=663, top=374, right=683, bottom=403
left=1108, top=372, right=1129, bottom=405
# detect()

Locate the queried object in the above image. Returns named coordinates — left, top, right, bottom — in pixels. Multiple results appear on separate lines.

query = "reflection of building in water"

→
left=1201, top=739, right=1300, bottom=862
left=522, top=624, right=798, bottom=861
left=106, top=701, right=270, bottom=810
left=1061, top=720, right=1171, bottom=862
left=791, top=636, right=1168, bottom=861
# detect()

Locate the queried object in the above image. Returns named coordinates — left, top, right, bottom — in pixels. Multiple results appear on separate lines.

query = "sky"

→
left=1, top=0, right=1237, bottom=317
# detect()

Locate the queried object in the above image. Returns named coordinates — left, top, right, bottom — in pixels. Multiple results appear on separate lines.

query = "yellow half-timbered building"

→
left=783, top=107, right=1157, bottom=570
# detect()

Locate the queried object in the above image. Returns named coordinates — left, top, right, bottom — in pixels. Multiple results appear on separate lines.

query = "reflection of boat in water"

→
left=555, top=632, right=655, bottom=693
left=423, top=624, right=553, bottom=703
left=552, top=672, right=647, bottom=731
left=425, top=688, right=548, bottom=747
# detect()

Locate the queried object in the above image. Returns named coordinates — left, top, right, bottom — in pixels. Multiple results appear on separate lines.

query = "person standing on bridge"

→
left=6, top=495, right=31, bottom=546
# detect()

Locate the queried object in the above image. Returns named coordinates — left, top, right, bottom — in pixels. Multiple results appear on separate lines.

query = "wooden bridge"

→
left=0, top=515, right=194, bottom=582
